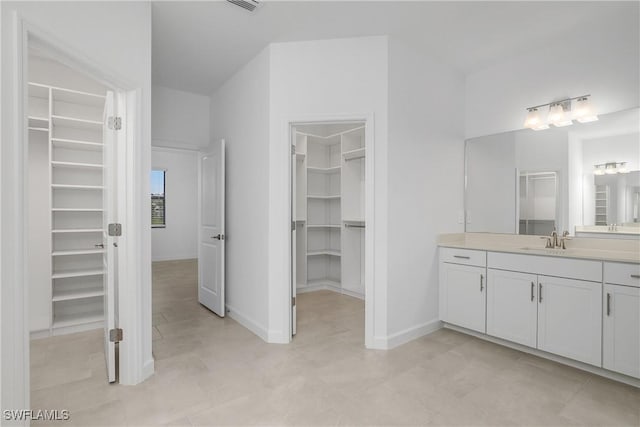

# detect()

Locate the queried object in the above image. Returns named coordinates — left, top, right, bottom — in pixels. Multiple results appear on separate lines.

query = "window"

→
left=151, top=170, right=166, bottom=228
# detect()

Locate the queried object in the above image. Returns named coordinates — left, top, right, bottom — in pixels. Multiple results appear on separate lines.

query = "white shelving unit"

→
left=28, top=80, right=107, bottom=338
left=294, top=124, right=366, bottom=299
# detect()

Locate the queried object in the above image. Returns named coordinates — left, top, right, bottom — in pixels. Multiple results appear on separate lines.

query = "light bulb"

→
left=618, top=162, right=629, bottom=173
left=549, top=103, right=573, bottom=127
left=594, top=165, right=605, bottom=176
left=605, top=163, right=617, bottom=174
left=524, top=108, right=541, bottom=129
left=574, top=97, right=598, bottom=123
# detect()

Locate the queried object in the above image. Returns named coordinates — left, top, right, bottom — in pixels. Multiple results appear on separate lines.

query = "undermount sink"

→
left=519, top=247, right=571, bottom=255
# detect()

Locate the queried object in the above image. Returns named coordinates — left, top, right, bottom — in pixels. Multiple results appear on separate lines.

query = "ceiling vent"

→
left=227, top=0, right=261, bottom=12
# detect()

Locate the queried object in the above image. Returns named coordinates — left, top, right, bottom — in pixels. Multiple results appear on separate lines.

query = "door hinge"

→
left=108, top=223, right=122, bottom=236
left=291, top=144, right=296, bottom=155
left=108, top=116, right=122, bottom=130
left=291, top=220, right=296, bottom=231
left=292, top=297, right=296, bottom=307
left=109, top=328, right=123, bottom=343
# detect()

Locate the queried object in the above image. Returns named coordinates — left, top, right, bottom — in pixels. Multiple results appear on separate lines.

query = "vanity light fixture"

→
left=594, top=162, right=629, bottom=175
left=524, top=95, right=598, bottom=130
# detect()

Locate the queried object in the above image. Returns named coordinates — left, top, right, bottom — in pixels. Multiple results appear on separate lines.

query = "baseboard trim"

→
left=385, top=319, right=443, bottom=350
left=151, top=255, right=197, bottom=262
left=226, top=304, right=269, bottom=342
left=444, top=323, right=640, bottom=389
left=142, top=358, right=155, bottom=382
left=296, top=283, right=364, bottom=300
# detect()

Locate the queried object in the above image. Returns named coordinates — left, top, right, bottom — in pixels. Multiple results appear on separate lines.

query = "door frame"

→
left=285, top=114, right=375, bottom=347
left=2, top=12, right=149, bottom=413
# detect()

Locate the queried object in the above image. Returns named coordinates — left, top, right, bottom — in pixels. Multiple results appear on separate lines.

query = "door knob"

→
left=211, top=234, right=225, bottom=240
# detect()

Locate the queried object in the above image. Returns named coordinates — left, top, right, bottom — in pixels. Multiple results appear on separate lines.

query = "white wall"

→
left=151, top=148, right=198, bottom=261
left=1, top=1, right=152, bottom=410
left=152, top=86, right=210, bottom=150
left=269, top=36, right=389, bottom=345
left=386, top=37, right=465, bottom=342
left=465, top=11, right=640, bottom=138
left=209, top=47, right=271, bottom=339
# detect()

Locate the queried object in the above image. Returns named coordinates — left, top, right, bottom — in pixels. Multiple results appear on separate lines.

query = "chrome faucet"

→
left=551, top=228, right=559, bottom=248
left=541, top=228, right=570, bottom=249
left=560, top=230, right=571, bottom=249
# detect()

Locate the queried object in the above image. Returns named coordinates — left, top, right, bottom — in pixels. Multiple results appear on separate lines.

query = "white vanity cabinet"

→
left=486, top=269, right=537, bottom=348
left=603, top=262, right=640, bottom=379
left=537, top=275, right=602, bottom=366
left=439, top=248, right=486, bottom=333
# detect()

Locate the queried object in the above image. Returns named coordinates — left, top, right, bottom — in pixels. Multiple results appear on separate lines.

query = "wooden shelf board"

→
left=52, top=115, right=102, bottom=131
left=343, top=147, right=365, bottom=160
left=52, top=268, right=104, bottom=279
left=307, top=195, right=341, bottom=199
left=52, top=208, right=103, bottom=212
left=52, top=228, right=103, bottom=234
left=307, top=166, right=341, bottom=174
left=52, top=184, right=104, bottom=190
left=52, top=249, right=105, bottom=256
left=52, top=288, right=104, bottom=302
left=51, top=161, right=103, bottom=170
left=52, top=312, right=103, bottom=329
left=52, top=138, right=103, bottom=151
left=307, top=250, right=341, bottom=257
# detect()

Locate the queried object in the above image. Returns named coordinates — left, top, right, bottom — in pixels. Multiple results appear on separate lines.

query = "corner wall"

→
left=386, top=37, right=466, bottom=345
left=209, top=47, right=271, bottom=340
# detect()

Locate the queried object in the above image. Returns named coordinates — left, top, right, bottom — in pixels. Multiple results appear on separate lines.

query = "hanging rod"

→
left=345, top=224, right=365, bottom=228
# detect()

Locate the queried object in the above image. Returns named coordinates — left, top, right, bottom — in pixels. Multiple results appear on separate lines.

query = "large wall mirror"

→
left=465, top=108, right=640, bottom=238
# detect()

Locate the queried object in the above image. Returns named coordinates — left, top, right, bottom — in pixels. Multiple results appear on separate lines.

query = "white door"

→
left=486, top=269, right=538, bottom=348
left=440, top=263, right=486, bottom=333
left=537, top=275, right=602, bottom=366
left=198, top=140, right=226, bottom=317
left=603, top=284, right=640, bottom=379
left=291, top=127, right=297, bottom=337
left=102, top=91, right=116, bottom=382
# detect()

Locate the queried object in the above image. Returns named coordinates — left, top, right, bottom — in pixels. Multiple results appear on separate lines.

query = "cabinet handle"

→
left=454, top=255, right=470, bottom=260
left=631, top=274, right=640, bottom=279
left=538, top=283, right=542, bottom=303
left=607, top=293, right=611, bottom=316
left=531, top=282, right=535, bottom=302
left=480, top=274, right=484, bottom=292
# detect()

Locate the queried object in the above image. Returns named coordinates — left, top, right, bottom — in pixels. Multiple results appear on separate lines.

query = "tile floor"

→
left=31, top=259, right=640, bottom=426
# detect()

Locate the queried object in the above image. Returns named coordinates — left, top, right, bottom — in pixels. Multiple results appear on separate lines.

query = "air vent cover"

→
left=227, top=0, right=261, bottom=12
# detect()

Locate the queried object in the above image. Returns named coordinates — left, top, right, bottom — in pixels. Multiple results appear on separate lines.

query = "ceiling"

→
left=152, top=1, right=638, bottom=95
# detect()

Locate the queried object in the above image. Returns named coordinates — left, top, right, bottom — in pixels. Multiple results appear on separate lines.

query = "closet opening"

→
left=26, top=39, right=123, bottom=395
left=290, top=121, right=368, bottom=343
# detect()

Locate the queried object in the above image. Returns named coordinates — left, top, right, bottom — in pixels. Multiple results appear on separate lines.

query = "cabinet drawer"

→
left=604, top=262, right=640, bottom=288
left=440, top=247, right=486, bottom=267
left=488, top=252, right=602, bottom=282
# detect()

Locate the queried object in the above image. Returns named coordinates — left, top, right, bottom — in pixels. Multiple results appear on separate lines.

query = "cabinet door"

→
left=603, top=284, right=640, bottom=379
left=440, top=263, right=486, bottom=333
left=487, top=269, right=538, bottom=348
left=537, top=275, right=602, bottom=366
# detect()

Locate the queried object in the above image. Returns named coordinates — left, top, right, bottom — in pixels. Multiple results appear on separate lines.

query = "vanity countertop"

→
left=438, top=233, right=640, bottom=264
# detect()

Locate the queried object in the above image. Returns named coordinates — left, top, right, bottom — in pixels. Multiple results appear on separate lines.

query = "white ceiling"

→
left=152, top=1, right=638, bottom=95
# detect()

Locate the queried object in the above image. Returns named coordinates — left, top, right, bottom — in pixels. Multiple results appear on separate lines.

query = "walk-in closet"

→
left=292, top=122, right=366, bottom=303
left=27, top=51, right=111, bottom=340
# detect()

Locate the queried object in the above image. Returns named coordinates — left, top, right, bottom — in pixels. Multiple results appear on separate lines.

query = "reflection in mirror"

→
left=465, top=108, right=640, bottom=238
left=519, top=171, right=557, bottom=235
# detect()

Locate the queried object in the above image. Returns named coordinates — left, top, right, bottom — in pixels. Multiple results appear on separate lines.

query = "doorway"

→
left=290, top=121, right=369, bottom=343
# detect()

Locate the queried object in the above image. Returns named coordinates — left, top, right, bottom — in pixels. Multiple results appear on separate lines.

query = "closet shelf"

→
left=52, top=228, right=103, bottom=234
left=52, top=86, right=106, bottom=107
left=52, top=115, right=103, bottom=131
left=52, top=268, right=104, bottom=279
left=52, top=249, right=105, bottom=256
left=29, top=116, right=49, bottom=126
left=52, top=208, right=103, bottom=212
left=51, top=161, right=103, bottom=170
left=28, top=127, right=49, bottom=132
left=52, top=288, right=104, bottom=302
left=52, top=312, right=103, bottom=329
left=52, top=184, right=104, bottom=190
left=296, top=153, right=306, bottom=160
left=307, top=250, right=341, bottom=257
left=52, top=138, right=103, bottom=151
left=343, top=148, right=365, bottom=160
left=307, top=166, right=341, bottom=174
left=308, top=195, right=341, bottom=200
left=307, top=224, right=341, bottom=229
left=28, top=83, right=49, bottom=99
